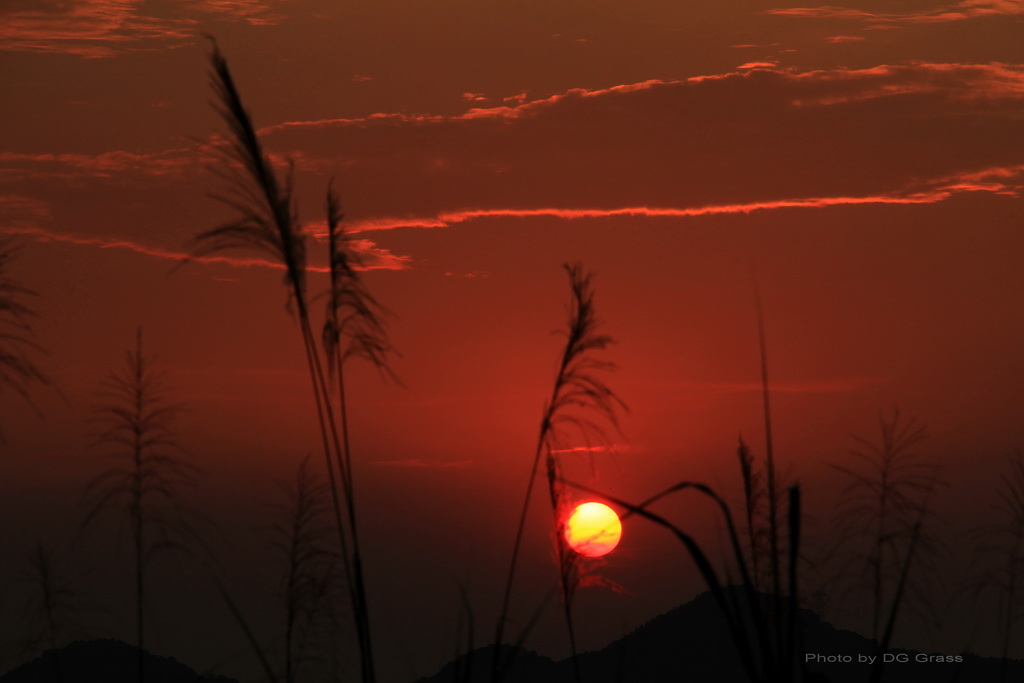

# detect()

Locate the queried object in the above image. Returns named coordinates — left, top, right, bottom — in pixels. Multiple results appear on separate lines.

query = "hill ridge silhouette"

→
left=0, top=638, right=239, bottom=683
left=414, top=589, right=1024, bottom=683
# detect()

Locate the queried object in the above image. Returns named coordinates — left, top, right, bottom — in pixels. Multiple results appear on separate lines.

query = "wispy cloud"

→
left=258, top=79, right=680, bottom=134
left=6, top=63, right=1021, bottom=277
left=0, top=148, right=201, bottom=181
left=787, top=63, right=1024, bottom=105
left=0, top=0, right=191, bottom=57
left=0, top=143, right=332, bottom=184
left=766, top=0, right=1024, bottom=27
left=0, top=0, right=288, bottom=57
left=0, top=195, right=51, bottom=229
left=550, top=445, right=628, bottom=455
left=344, top=167, right=1024, bottom=234
left=260, top=63, right=1024, bottom=141
left=6, top=161, right=1016, bottom=275
left=0, top=223, right=411, bottom=272
left=199, top=0, right=284, bottom=26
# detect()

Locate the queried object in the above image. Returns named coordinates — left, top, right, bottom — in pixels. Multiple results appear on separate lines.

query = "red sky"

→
left=2, top=1, right=1023, bottom=681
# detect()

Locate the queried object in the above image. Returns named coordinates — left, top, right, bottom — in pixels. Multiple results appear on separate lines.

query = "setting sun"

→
left=565, top=502, right=622, bottom=557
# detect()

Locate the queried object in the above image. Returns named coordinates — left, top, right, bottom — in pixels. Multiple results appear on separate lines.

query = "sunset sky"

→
left=2, top=1, right=1023, bottom=681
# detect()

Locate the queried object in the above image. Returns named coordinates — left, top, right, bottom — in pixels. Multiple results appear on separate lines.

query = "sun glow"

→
left=564, top=502, right=622, bottom=557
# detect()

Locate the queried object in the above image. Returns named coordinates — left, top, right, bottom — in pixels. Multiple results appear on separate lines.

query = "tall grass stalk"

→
left=736, top=437, right=768, bottom=592
left=321, top=187, right=397, bottom=683
left=81, top=329, right=202, bottom=683
left=557, top=290, right=805, bottom=682
left=993, top=451, right=1024, bottom=680
left=972, top=450, right=1024, bottom=682
left=829, top=409, right=942, bottom=644
left=564, top=477, right=803, bottom=683
left=752, top=285, right=780, bottom=605
left=13, top=542, right=98, bottom=683
left=272, top=456, right=344, bottom=683
left=452, top=586, right=475, bottom=683
left=189, top=44, right=387, bottom=683
left=493, top=263, right=625, bottom=683
left=215, top=577, right=280, bottom=683
left=750, top=279, right=795, bottom=673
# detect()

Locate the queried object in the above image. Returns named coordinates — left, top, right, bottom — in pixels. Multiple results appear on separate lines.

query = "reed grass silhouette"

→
left=827, top=410, right=944, bottom=645
left=187, top=42, right=395, bottom=683
left=557, top=290, right=806, bottom=683
left=80, top=329, right=204, bottom=683
left=11, top=542, right=99, bottom=683
left=493, top=263, right=626, bottom=683
left=321, top=185, right=397, bottom=683
left=561, top=478, right=803, bottom=683
left=0, top=239, right=52, bottom=441
left=272, top=455, right=347, bottom=683
left=972, top=449, right=1024, bottom=682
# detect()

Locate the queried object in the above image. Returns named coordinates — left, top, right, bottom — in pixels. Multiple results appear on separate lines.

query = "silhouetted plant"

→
left=80, top=329, right=204, bottom=683
left=735, top=436, right=795, bottom=596
left=452, top=586, right=476, bottom=683
left=723, top=289, right=805, bottom=675
left=558, top=292, right=808, bottom=683
left=215, top=577, right=280, bottom=683
left=12, top=542, right=97, bottom=682
left=272, top=455, right=347, bottom=683
left=751, top=287, right=783, bottom=606
left=0, top=239, right=52, bottom=440
left=188, top=43, right=385, bottom=683
left=321, top=186, right=397, bottom=683
left=827, top=409, right=944, bottom=649
left=563, top=477, right=803, bottom=683
left=972, top=450, right=1024, bottom=682
left=737, top=437, right=766, bottom=589
left=493, top=263, right=626, bottom=683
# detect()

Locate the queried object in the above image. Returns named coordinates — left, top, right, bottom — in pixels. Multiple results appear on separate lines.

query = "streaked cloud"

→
left=788, top=63, right=1024, bottom=105
left=0, top=148, right=201, bottom=181
left=5, top=61, right=1021, bottom=280
left=345, top=166, right=1024, bottom=234
left=0, top=223, right=411, bottom=272
left=258, top=79, right=679, bottom=134
left=0, top=0, right=289, bottom=57
left=766, top=0, right=1024, bottom=27
left=550, top=445, right=628, bottom=455
left=0, top=145, right=329, bottom=184
left=0, top=195, right=51, bottom=229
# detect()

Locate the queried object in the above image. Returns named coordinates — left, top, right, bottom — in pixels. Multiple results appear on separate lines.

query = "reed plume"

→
left=828, top=409, right=943, bottom=643
left=81, top=329, right=203, bottom=683
left=272, top=455, right=347, bottom=683
left=0, top=239, right=52, bottom=440
left=493, top=263, right=625, bottom=683
left=972, top=450, right=1024, bottom=682
left=187, top=43, right=387, bottom=683
left=13, top=542, right=98, bottom=683
left=321, top=187, right=397, bottom=683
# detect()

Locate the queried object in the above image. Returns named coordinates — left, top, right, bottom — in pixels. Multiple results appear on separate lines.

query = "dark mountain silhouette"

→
left=415, top=591, right=1024, bottom=683
left=0, top=639, right=239, bottom=683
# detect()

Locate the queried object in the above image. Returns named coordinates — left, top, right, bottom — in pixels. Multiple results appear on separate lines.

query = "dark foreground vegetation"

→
left=5, top=591, right=1023, bottom=683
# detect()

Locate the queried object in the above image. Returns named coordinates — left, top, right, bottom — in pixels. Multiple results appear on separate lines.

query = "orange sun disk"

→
left=564, top=501, right=622, bottom=557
